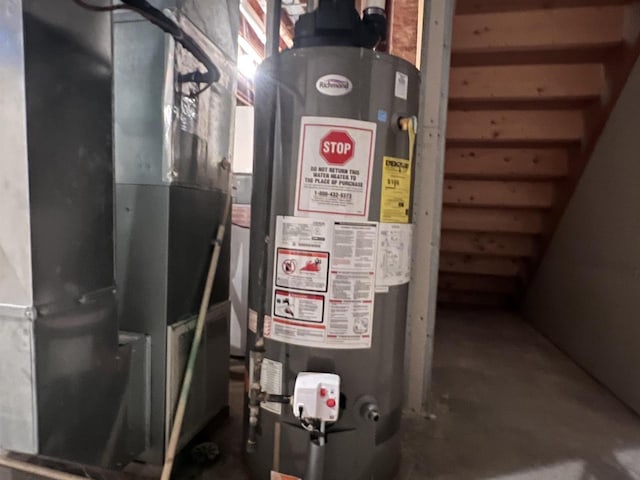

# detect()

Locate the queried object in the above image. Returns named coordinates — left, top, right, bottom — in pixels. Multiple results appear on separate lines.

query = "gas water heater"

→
left=246, top=0, right=420, bottom=478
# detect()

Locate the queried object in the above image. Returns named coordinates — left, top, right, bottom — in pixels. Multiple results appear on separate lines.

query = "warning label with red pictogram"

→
left=275, top=248, right=329, bottom=292
left=273, top=290, right=325, bottom=324
left=295, top=116, right=377, bottom=219
left=270, top=216, right=378, bottom=349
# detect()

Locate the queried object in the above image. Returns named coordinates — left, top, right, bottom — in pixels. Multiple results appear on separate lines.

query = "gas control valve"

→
left=293, top=372, right=341, bottom=422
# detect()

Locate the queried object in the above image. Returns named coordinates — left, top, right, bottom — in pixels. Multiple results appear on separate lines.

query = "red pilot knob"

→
left=320, top=388, right=327, bottom=397
left=327, top=398, right=336, bottom=408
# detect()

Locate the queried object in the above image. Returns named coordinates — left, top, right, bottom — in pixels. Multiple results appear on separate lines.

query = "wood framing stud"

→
left=405, top=0, right=454, bottom=415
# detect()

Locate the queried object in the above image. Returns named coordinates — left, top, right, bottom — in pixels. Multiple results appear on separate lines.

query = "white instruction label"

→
left=332, top=221, right=377, bottom=271
left=395, top=71, right=408, bottom=100
left=295, top=116, right=376, bottom=219
left=330, top=271, right=375, bottom=301
left=270, top=216, right=378, bottom=349
left=260, top=358, right=283, bottom=415
left=328, top=299, right=373, bottom=336
left=276, top=215, right=330, bottom=250
left=376, top=223, right=414, bottom=287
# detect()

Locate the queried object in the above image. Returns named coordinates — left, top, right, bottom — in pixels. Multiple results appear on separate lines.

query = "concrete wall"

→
left=524, top=56, right=640, bottom=414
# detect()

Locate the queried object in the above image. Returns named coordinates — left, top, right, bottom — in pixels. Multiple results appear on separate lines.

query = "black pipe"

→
left=304, top=438, right=326, bottom=480
left=120, top=0, right=220, bottom=87
left=293, top=0, right=386, bottom=49
left=265, top=0, right=283, bottom=57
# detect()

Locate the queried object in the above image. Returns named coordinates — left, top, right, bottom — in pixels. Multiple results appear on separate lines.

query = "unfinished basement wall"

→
left=524, top=56, right=640, bottom=414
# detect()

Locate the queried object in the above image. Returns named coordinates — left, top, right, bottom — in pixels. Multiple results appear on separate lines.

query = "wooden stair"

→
left=437, top=0, right=640, bottom=307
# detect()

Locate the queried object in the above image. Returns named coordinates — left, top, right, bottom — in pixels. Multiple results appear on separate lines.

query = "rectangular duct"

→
left=0, top=0, right=146, bottom=467
left=0, top=0, right=237, bottom=468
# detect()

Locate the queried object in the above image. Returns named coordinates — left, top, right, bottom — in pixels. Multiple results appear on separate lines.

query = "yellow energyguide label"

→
left=380, top=155, right=411, bottom=223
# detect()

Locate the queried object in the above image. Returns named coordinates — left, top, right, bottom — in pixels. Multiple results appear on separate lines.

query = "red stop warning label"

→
left=296, top=116, right=377, bottom=218
left=320, top=130, right=355, bottom=165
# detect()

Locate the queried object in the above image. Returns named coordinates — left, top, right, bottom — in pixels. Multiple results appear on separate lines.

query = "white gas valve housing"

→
left=293, top=372, right=341, bottom=422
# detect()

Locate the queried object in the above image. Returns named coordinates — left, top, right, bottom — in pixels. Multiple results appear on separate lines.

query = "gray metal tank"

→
left=247, top=47, right=420, bottom=479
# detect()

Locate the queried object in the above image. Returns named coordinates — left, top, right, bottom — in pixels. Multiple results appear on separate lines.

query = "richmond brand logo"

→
left=316, top=74, right=353, bottom=96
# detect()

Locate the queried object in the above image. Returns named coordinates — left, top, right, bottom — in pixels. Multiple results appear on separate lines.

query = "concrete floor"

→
left=3, top=311, right=640, bottom=480
left=190, top=310, right=640, bottom=480
left=400, top=310, right=640, bottom=480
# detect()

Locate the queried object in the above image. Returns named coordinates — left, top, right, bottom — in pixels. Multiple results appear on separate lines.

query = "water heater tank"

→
left=247, top=46, right=420, bottom=479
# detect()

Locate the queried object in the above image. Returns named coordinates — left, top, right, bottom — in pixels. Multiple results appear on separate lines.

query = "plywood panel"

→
left=447, top=110, right=584, bottom=142
left=439, top=272, right=519, bottom=293
left=446, top=147, right=569, bottom=179
left=441, top=231, right=539, bottom=257
left=449, top=64, right=604, bottom=101
left=390, top=0, right=420, bottom=65
left=439, top=253, right=524, bottom=276
left=443, top=179, right=555, bottom=207
left=453, top=6, right=625, bottom=53
left=442, top=207, right=547, bottom=233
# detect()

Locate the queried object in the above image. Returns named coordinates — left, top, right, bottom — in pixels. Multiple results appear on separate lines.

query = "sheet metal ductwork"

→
left=0, top=0, right=238, bottom=468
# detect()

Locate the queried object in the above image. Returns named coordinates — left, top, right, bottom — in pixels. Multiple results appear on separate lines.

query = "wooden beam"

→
left=442, top=206, right=547, bottom=233
left=446, top=147, right=569, bottom=179
left=447, top=110, right=584, bottom=143
left=439, top=272, right=519, bottom=294
left=455, top=0, right=630, bottom=15
left=244, top=0, right=292, bottom=51
left=453, top=6, right=625, bottom=54
left=416, top=0, right=425, bottom=68
left=439, top=253, right=525, bottom=276
left=438, top=289, right=511, bottom=307
left=449, top=64, right=605, bottom=101
left=279, top=10, right=295, bottom=48
left=443, top=179, right=555, bottom=208
left=440, top=231, right=540, bottom=257
left=239, top=16, right=266, bottom=58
